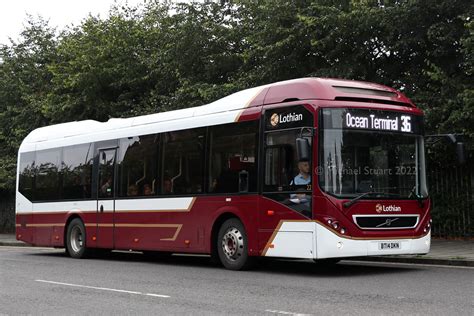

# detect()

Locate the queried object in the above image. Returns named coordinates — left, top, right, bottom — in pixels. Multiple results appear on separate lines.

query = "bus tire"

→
left=217, top=218, right=254, bottom=270
left=66, top=218, right=89, bottom=259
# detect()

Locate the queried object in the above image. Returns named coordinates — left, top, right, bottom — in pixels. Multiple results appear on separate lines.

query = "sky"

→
left=0, top=0, right=146, bottom=45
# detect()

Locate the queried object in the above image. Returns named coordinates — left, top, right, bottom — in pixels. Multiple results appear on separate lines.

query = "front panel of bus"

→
left=315, top=107, right=430, bottom=240
left=261, top=102, right=430, bottom=259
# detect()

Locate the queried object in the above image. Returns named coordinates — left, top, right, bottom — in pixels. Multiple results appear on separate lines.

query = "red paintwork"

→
left=16, top=77, right=430, bottom=257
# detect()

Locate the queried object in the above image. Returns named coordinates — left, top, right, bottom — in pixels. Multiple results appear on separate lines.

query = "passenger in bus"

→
left=100, top=177, right=113, bottom=196
left=143, top=183, right=152, bottom=195
left=163, top=178, right=173, bottom=194
left=127, top=184, right=138, bottom=196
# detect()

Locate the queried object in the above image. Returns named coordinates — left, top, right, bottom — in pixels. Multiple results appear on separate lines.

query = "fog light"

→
left=340, top=228, right=346, bottom=234
left=429, top=219, right=432, bottom=224
left=427, top=223, right=431, bottom=228
left=332, top=222, right=339, bottom=229
left=327, top=219, right=332, bottom=224
left=423, top=228, right=427, bottom=233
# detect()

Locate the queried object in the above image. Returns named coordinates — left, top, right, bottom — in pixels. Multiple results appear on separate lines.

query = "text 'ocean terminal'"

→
left=345, top=113, right=412, bottom=132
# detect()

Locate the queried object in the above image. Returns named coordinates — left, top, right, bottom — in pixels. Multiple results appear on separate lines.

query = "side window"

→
left=264, top=129, right=312, bottom=191
left=35, top=149, right=61, bottom=201
left=19, top=152, right=35, bottom=200
left=209, top=121, right=258, bottom=193
left=263, top=128, right=313, bottom=218
left=98, top=149, right=116, bottom=198
left=61, top=144, right=93, bottom=200
left=163, top=128, right=205, bottom=195
left=118, top=135, right=159, bottom=197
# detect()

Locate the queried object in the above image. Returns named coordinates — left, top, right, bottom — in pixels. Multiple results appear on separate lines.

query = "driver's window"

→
left=263, top=129, right=312, bottom=218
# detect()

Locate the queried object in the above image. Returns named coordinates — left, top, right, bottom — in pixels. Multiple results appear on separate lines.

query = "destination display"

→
left=321, top=108, right=423, bottom=134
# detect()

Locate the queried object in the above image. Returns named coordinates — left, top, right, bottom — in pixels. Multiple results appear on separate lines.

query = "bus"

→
left=15, top=78, right=431, bottom=270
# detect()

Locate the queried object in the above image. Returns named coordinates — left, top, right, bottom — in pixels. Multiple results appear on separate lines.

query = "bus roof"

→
left=21, top=77, right=415, bottom=146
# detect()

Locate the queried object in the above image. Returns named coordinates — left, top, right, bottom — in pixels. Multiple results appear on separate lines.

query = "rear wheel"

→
left=217, top=218, right=254, bottom=270
left=66, top=218, right=89, bottom=258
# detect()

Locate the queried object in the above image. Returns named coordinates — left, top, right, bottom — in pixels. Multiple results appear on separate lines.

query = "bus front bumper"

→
left=263, top=221, right=431, bottom=259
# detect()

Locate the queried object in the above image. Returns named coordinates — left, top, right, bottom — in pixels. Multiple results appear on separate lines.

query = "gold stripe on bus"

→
left=90, top=223, right=183, bottom=241
left=234, top=87, right=265, bottom=122
left=15, top=223, right=65, bottom=227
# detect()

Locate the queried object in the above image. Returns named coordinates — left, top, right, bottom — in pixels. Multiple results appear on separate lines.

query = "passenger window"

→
left=163, top=128, right=205, bottom=195
left=35, top=149, right=61, bottom=201
left=61, top=144, right=93, bottom=200
left=19, top=152, right=35, bottom=200
left=208, top=121, right=258, bottom=193
left=118, top=135, right=159, bottom=197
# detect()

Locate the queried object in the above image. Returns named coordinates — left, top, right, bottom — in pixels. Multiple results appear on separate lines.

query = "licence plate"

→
left=379, top=242, right=400, bottom=250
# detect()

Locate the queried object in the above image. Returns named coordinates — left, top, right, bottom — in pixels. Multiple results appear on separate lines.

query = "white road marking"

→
left=145, top=293, right=170, bottom=298
left=35, top=280, right=170, bottom=298
left=265, top=309, right=312, bottom=316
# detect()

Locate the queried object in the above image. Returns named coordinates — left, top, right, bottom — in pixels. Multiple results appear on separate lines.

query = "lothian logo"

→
left=376, top=204, right=401, bottom=213
left=270, top=112, right=303, bottom=127
left=270, top=113, right=279, bottom=127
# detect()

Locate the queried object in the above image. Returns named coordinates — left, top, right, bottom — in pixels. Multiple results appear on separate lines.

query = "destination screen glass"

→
left=319, top=108, right=427, bottom=199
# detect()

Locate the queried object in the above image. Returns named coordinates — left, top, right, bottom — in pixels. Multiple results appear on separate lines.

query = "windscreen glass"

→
left=319, top=108, right=427, bottom=199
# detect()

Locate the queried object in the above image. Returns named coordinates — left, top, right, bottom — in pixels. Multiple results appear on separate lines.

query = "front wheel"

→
left=217, top=218, right=254, bottom=270
left=66, top=218, right=89, bottom=258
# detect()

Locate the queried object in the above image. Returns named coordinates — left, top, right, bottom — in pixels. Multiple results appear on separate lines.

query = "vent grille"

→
left=353, top=215, right=419, bottom=230
left=334, top=96, right=412, bottom=107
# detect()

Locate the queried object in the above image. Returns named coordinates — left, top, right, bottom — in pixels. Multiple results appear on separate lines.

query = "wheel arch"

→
left=63, top=213, right=85, bottom=248
left=210, top=212, right=242, bottom=259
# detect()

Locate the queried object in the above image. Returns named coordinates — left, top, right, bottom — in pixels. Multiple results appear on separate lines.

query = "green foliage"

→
left=0, top=0, right=472, bottom=192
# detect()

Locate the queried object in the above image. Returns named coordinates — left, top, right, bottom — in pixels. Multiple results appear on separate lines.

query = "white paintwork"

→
left=30, top=200, right=97, bottom=214
left=265, top=221, right=316, bottom=259
left=114, top=197, right=193, bottom=212
left=265, top=221, right=431, bottom=259
left=16, top=192, right=33, bottom=214
left=16, top=197, right=194, bottom=214
left=19, top=85, right=267, bottom=153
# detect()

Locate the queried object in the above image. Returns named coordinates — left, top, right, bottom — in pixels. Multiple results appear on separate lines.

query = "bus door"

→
left=96, top=148, right=117, bottom=249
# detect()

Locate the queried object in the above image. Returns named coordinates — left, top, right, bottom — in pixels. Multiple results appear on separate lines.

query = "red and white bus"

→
left=16, top=78, right=431, bottom=270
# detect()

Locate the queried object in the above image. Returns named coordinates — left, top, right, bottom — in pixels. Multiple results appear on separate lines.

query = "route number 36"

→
left=401, top=116, right=411, bottom=132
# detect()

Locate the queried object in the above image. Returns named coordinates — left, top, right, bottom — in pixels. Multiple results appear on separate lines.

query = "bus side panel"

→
left=202, top=195, right=260, bottom=256
left=113, top=195, right=260, bottom=255
left=257, top=196, right=309, bottom=256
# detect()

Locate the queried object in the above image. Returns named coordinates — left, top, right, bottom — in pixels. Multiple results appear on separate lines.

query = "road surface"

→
left=0, top=246, right=472, bottom=315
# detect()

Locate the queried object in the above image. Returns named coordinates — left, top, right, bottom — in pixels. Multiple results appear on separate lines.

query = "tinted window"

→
left=163, top=128, right=205, bottom=195
left=35, top=149, right=61, bottom=200
left=209, top=121, right=258, bottom=193
left=98, top=149, right=116, bottom=198
left=118, top=135, right=159, bottom=197
left=61, top=144, right=93, bottom=200
left=264, top=129, right=313, bottom=191
left=18, top=152, right=35, bottom=200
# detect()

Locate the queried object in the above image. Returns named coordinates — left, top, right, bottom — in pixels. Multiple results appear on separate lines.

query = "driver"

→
left=291, top=159, right=311, bottom=186
left=290, top=159, right=311, bottom=204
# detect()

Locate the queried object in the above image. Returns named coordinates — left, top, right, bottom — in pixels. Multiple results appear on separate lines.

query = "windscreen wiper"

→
left=343, top=191, right=401, bottom=208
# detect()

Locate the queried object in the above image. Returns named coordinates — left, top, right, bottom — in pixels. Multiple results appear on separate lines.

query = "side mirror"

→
left=456, top=142, right=466, bottom=164
left=296, top=138, right=310, bottom=162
